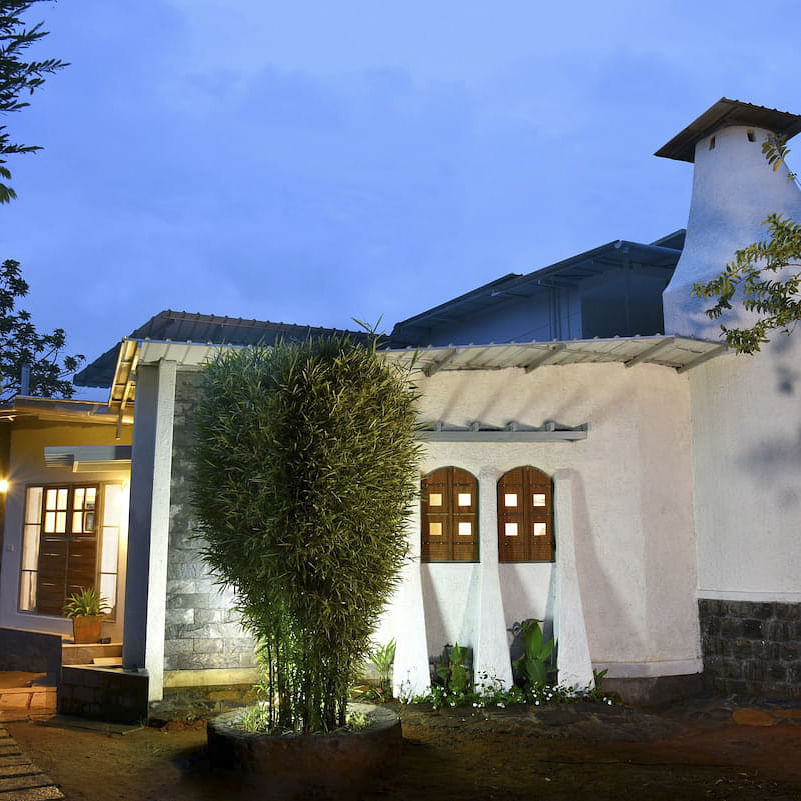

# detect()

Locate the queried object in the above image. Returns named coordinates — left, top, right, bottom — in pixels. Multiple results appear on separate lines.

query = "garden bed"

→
left=206, top=702, right=402, bottom=798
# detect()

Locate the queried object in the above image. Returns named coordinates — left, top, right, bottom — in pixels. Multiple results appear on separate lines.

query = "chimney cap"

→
left=655, top=98, right=801, bottom=163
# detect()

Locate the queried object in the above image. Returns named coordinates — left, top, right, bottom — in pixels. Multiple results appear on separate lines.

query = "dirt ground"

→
left=7, top=695, right=801, bottom=801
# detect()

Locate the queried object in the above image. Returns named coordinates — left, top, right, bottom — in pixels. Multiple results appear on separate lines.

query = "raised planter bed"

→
left=206, top=702, right=402, bottom=799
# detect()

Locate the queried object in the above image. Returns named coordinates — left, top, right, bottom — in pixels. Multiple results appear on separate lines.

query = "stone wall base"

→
left=148, top=683, right=257, bottom=724
left=0, top=627, right=62, bottom=679
left=602, top=673, right=703, bottom=706
left=60, top=666, right=149, bottom=724
left=699, top=599, right=801, bottom=698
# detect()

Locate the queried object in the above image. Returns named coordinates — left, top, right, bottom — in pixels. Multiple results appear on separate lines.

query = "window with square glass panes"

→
left=420, top=467, right=478, bottom=562
left=18, top=483, right=123, bottom=617
left=497, top=467, right=554, bottom=562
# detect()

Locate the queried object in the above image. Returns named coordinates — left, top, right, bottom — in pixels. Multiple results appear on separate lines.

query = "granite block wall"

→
left=164, top=371, right=257, bottom=673
left=0, top=627, right=62, bottom=676
left=60, top=666, right=148, bottom=724
left=699, top=599, right=801, bottom=698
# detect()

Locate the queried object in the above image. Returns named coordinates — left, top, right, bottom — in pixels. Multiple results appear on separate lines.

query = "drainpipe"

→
left=20, top=363, right=30, bottom=396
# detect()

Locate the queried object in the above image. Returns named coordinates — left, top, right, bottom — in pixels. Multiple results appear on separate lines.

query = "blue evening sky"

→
left=3, top=0, right=801, bottom=397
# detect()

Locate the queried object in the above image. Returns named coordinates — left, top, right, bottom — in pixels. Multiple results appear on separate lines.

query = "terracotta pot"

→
left=72, top=615, right=103, bottom=644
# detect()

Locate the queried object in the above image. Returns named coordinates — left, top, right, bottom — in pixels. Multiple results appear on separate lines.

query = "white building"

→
left=1, top=98, right=799, bottom=719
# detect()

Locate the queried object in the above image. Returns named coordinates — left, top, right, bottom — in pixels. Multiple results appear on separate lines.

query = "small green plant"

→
left=512, top=620, right=555, bottom=690
left=235, top=702, right=372, bottom=734
left=401, top=670, right=616, bottom=711
left=236, top=701, right=274, bottom=733
left=359, top=639, right=396, bottom=702
left=63, top=587, right=109, bottom=618
left=436, top=643, right=470, bottom=694
left=587, top=668, right=609, bottom=700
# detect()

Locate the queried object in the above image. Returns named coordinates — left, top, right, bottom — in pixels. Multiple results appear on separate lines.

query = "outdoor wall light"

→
left=0, top=479, right=8, bottom=493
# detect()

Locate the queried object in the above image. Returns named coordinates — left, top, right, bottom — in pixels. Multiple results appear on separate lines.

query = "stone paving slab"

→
left=0, top=788, right=64, bottom=800
left=0, top=726, right=63, bottom=800
left=0, top=756, right=33, bottom=768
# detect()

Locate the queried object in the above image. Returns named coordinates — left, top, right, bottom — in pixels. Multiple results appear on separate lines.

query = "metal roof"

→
left=75, top=309, right=374, bottom=388
left=656, top=98, right=801, bottom=163
left=0, top=396, right=121, bottom=425
left=102, top=334, right=726, bottom=428
left=391, top=237, right=682, bottom=334
left=418, top=420, right=588, bottom=442
left=383, top=335, right=726, bottom=375
left=122, top=333, right=727, bottom=377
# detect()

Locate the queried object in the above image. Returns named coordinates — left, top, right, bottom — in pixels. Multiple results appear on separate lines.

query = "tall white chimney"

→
left=658, top=98, right=801, bottom=339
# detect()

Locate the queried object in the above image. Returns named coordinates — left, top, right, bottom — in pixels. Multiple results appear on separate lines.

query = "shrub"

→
left=192, top=336, right=420, bottom=733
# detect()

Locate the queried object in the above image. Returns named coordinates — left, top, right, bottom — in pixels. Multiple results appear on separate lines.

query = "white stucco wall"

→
left=122, top=360, right=176, bottom=701
left=691, top=337, right=801, bottom=601
left=387, top=361, right=701, bottom=690
left=661, top=118, right=801, bottom=605
left=0, top=420, right=131, bottom=640
left=663, top=124, right=801, bottom=339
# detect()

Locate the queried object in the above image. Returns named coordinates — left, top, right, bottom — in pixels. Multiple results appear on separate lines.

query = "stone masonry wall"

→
left=164, top=371, right=257, bottom=675
left=699, top=599, right=801, bottom=698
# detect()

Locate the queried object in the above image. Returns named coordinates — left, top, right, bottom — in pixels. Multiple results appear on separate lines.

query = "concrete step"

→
left=0, top=687, right=57, bottom=721
left=61, top=641, right=122, bottom=666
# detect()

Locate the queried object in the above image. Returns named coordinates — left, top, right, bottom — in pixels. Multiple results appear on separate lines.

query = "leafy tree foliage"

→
left=693, top=136, right=801, bottom=353
left=1, top=0, right=67, bottom=203
left=0, top=259, right=83, bottom=400
left=192, top=337, right=420, bottom=733
left=0, top=5, right=79, bottom=401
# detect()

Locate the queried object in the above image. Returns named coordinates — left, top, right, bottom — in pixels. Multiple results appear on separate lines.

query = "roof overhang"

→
left=0, top=397, right=122, bottom=426
left=419, top=421, right=588, bottom=442
left=106, top=334, right=728, bottom=424
left=44, top=445, right=132, bottom=473
left=382, top=335, right=727, bottom=375
left=656, top=98, right=801, bottom=163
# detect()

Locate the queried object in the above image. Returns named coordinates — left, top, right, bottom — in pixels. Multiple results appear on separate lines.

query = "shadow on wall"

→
left=569, top=471, right=646, bottom=663
left=769, top=333, right=800, bottom=396
left=420, top=564, right=481, bottom=665
left=740, top=424, right=801, bottom=512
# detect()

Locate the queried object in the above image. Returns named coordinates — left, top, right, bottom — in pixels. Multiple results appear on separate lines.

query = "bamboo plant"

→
left=191, top=335, right=420, bottom=733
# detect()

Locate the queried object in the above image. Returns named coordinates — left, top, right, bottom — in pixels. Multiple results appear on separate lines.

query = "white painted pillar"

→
left=553, top=469, right=593, bottom=689
left=473, top=466, right=513, bottom=688
left=121, top=360, right=177, bottom=702
left=392, top=505, right=431, bottom=698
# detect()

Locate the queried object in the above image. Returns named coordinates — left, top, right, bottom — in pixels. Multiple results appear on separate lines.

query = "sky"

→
left=3, top=0, right=801, bottom=399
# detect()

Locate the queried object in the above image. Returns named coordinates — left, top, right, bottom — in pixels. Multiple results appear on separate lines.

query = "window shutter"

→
left=528, top=469, right=554, bottom=562
left=498, top=466, right=554, bottom=563
left=450, top=468, right=478, bottom=562
left=421, top=469, right=451, bottom=562
left=421, top=467, right=479, bottom=562
left=497, top=467, right=528, bottom=562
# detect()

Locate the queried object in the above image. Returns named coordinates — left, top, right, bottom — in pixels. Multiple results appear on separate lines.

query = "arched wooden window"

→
left=497, top=467, right=554, bottom=563
left=421, top=467, right=478, bottom=562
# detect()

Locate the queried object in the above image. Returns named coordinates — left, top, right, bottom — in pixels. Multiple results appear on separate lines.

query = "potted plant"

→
left=63, top=587, right=110, bottom=644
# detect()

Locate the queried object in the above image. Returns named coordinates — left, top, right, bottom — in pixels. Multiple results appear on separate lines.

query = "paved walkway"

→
left=0, top=725, right=63, bottom=800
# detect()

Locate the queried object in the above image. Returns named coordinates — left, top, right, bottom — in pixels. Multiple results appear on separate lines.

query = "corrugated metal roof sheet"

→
left=391, top=238, right=681, bottom=334
left=75, top=309, right=374, bottom=388
left=382, top=336, right=726, bottom=374
left=103, top=334, right=727, bottom=422
left=127, top=333, right=726, bottom=375
left=656, top=98, right=801, bottom=163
